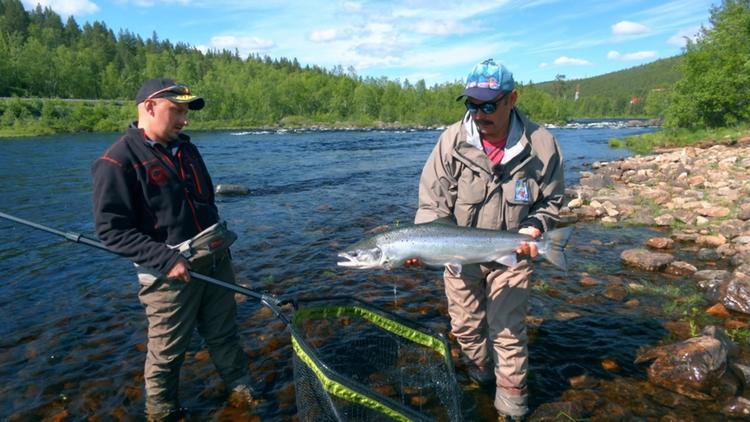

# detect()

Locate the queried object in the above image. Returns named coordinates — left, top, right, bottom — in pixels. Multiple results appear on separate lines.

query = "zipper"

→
left=173, top=147, right=203, bottom=232
left=189, top=164, right=203, bottom=196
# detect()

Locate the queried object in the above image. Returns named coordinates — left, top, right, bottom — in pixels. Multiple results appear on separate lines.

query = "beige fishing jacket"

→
left=415, top=108, right=564, bottom=232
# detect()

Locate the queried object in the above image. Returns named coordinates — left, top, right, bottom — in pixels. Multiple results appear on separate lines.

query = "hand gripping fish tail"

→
left=535, top=226, right=573, bottom=272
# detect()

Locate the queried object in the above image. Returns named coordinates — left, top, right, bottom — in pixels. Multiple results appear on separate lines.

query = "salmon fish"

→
left=337, top=222, right=573, bottom=274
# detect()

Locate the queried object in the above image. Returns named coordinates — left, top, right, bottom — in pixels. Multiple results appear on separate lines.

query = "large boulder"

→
left=215, top=184, right=250, bottom=196
left=721, top=276, right=750, bottom=315
left=620, top=249, right=675, bottom=272
left=634, top=326, right=735, bottom=400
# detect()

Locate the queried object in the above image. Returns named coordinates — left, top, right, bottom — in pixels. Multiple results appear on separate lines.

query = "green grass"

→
left=533, top=280, right=552, bottom=294
left=621, top=125, right=750, bottom=154
left=581, top=262, right=603, bottom=274
left=632, top=281, right=710, bottom=330
left=728, top=327, right=750, bottom=346
left=260, top=275, right=275, bottom=287
left=633, top=195, right=662, bottom=216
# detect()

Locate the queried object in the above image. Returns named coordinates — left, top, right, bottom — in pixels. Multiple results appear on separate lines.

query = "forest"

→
left=0, top=0, right=747, bottom=136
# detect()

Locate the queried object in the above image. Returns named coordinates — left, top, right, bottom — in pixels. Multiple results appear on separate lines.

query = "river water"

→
left=1, top=125, right=723, bottom=420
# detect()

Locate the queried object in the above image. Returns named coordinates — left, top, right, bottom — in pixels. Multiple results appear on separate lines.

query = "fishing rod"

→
left=0, top=211, right=289, bottom=323
left=1, top=211, right=464, bottom=421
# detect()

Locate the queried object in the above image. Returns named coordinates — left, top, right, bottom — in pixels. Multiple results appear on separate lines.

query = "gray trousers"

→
left=136, top=254, right=249, bottom=412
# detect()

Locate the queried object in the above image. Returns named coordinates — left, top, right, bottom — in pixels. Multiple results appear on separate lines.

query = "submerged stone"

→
left=665, top=261, right=697, bottom=276
left=721, top=396, right=750, bottom=419
left=634, top=326, right=734, bottom=400
left=620, top=249, right=675, bottom=272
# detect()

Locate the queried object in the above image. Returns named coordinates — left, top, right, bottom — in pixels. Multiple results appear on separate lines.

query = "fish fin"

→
left=445, top=263, right=462, bottom=276
left=539, top=226, right=573, bottom=271
left=495, top=254, right=518, bottom=267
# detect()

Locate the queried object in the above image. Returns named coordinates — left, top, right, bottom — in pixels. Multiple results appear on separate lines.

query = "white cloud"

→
left=414, top=20, right=470, bottom=35
left=210, top=35, right=275, bottom=56
left=391, top=1, right=513, bottom=24
left=401, top=43, right=505, bottom=70
left=309, top=28, right=342, bottom=42
left=21, top=0, right=98, bottom=16
left=553, top=56, right=590, bottom=66
left=607, top=50, right=656, bottom=60
left=667, top=26, right=702, bottom=46
left=539, top=62, right=549, bottom=68
left=611, top=20, right=649, bottom=36
left=623, top=51, right=656, bottom=60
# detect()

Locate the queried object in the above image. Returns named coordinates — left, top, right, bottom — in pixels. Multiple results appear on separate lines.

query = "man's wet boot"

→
left=145, top=399, right=185, bottom=422
left=495, top=391, right=527, bottom=422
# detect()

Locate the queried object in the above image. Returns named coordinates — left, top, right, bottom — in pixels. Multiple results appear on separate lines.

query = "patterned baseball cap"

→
left=456, top=59, right=514, bottom=101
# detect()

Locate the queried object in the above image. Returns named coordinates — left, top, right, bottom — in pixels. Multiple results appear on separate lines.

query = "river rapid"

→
left=2, top=125, right=714, bottom=420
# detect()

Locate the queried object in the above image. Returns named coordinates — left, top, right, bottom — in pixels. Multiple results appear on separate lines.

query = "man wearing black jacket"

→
left=92, top=79, right=252, bottom=420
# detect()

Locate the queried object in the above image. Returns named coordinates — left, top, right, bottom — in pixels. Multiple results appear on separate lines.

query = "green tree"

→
left=666, top=0, right=750, bottom=128
left=352, top=84, right=380, bottom=121
left=28, top=4, right=63, bottom=48
left=17, top=37, right=54, bottom=96
left=0, top=30, right=10, bottom=95
left=63, top=15, right=80, bottom=44
left=644, top=87, right=672, bottom=120
left=1, top=0, right=29, bottom=37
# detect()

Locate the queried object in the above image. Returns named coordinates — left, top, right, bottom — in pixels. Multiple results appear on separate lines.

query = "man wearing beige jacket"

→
left=412, top=59, right=565, bottom=420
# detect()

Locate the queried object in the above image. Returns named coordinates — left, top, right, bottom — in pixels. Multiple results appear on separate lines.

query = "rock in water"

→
left=634, top=326, right=735, bottom=400
left=216, top=184, right=250, bottom=196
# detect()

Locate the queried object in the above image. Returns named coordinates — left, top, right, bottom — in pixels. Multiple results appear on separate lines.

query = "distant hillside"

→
left=534, top=55, right=683, bottom=101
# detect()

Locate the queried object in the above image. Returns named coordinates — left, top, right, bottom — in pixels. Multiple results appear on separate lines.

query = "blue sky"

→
left=24, top=0, right=717, bottom=86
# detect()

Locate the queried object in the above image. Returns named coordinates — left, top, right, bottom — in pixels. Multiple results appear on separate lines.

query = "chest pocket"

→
left=454, top=169, right=487, bottom=226
left=177, top=150, right=211, bottom=203
left=502, top=177, right=539, bottom=230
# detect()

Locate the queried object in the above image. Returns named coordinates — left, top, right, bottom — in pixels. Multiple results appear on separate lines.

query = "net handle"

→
left=0, top=211, right=290, bottom=324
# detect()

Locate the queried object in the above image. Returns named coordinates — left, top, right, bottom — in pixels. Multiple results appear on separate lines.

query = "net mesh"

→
left=290, top=297, right=462, bottom=422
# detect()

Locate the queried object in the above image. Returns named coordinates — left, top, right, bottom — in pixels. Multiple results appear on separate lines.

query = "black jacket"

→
left=92, top=127, right=219, bottom=274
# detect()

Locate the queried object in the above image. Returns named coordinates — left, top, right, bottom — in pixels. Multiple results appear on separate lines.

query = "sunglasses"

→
left=464, top=95, right=507, bottom=114
left=146, top=85, right=191, bottom=101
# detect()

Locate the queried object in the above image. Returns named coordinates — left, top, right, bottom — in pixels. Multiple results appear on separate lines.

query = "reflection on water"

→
left=2, top=127, right=725, bottom=420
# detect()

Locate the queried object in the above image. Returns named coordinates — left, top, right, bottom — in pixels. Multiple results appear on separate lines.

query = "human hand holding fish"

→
left=338, top=222, right=572, bottom=275
left=515, top=226, right=541, bottom=258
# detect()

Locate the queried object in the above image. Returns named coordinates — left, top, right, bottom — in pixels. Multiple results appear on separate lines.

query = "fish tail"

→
left=539, top=226, right=573, bottom=271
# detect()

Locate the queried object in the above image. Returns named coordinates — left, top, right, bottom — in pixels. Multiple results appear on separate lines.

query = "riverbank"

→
left=0, top=116, right=449, bottom=139
left=614, top=125, right=750, bottom=154
left=564, top=137, right=750, bottom=329
left=0, top=96, right=655, bottom=139
left=530, top=139, right=750, bottom=420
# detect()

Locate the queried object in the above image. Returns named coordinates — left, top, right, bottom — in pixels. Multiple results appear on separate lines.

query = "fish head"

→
left=337, top=238, right=386, bottom=269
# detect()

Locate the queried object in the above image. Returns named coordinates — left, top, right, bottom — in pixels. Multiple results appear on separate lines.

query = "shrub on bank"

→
left=0, top=99, right=134, bottom=137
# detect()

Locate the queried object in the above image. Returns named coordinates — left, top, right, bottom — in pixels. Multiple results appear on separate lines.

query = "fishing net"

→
left=290, top=296, right=462, bottom=422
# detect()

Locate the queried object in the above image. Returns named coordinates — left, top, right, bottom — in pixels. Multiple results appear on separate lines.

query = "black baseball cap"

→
left=135, top=78, right=205, bottom=110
